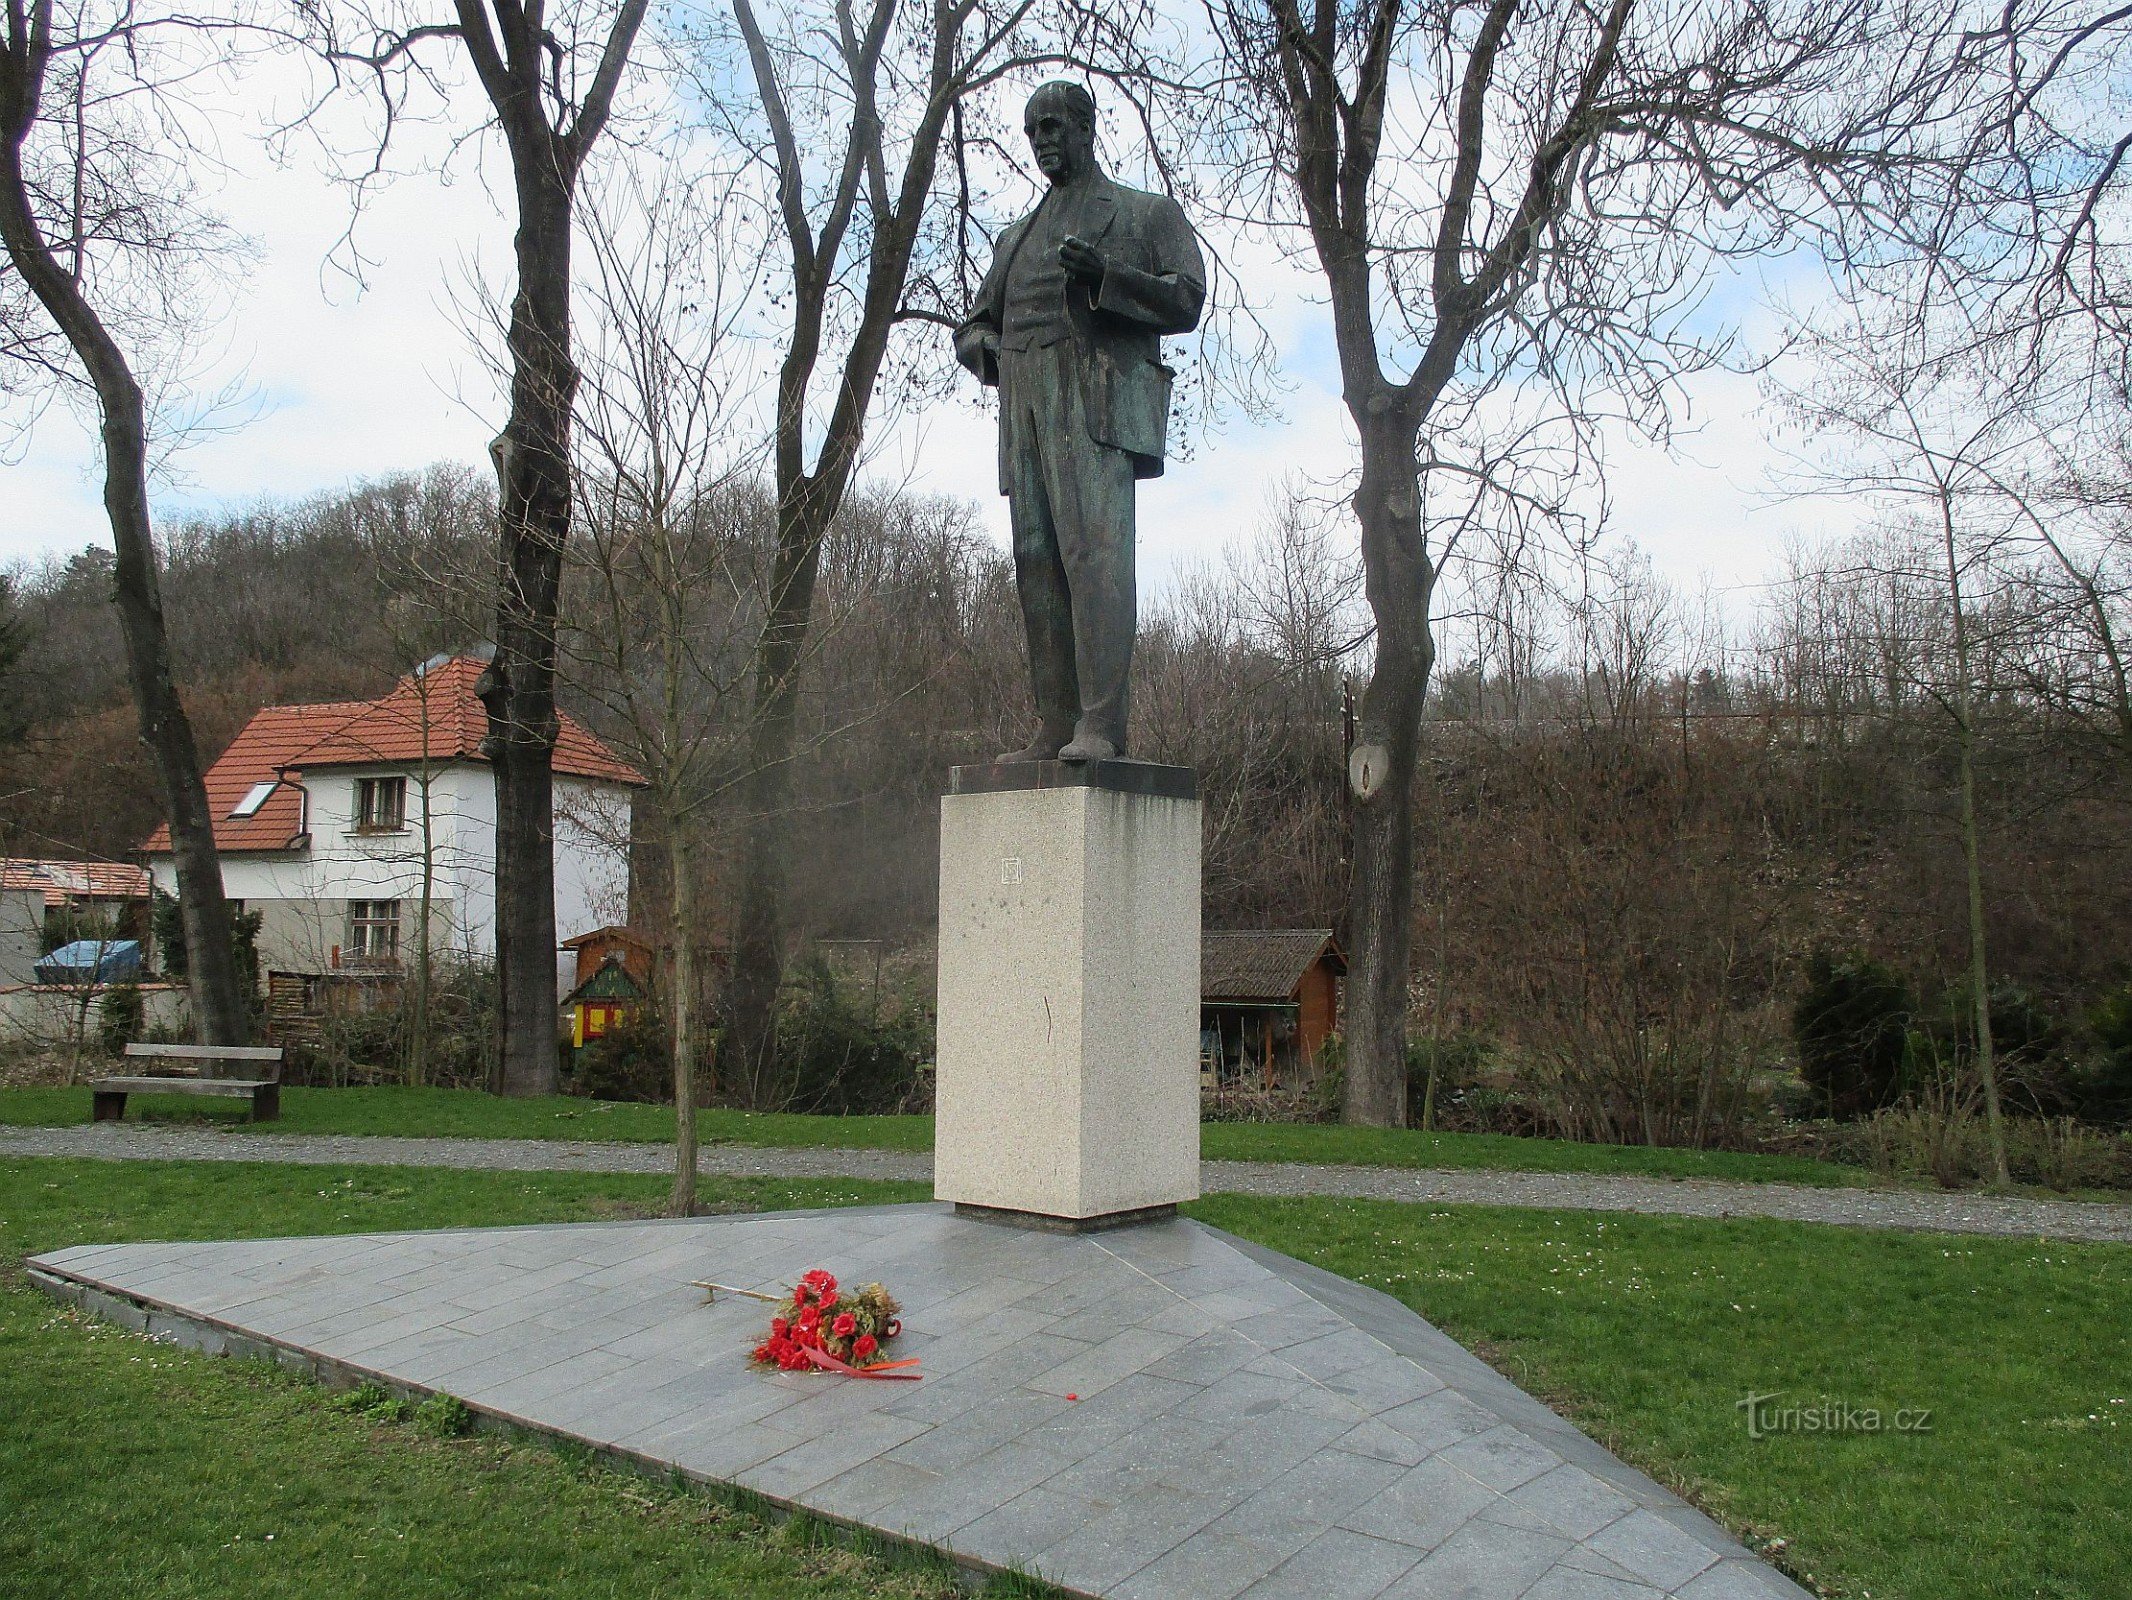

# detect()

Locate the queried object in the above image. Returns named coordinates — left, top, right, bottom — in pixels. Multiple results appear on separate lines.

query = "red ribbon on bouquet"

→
left=800, top=1346, right=922, bottom=1380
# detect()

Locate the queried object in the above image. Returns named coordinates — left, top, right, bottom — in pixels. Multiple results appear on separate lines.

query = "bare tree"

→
left=1776, top=304, right=2037, bottom=1185
left=0, top=574, right=27, bottom=747
left=299, top=0, right=650, bottom=1094
left=704, top=0, right=1048, bottom=1104
left=564, top=164, right=758, bottom=1214
left=1109, top=0, right=2014, bottom=1122
left=2014, top=450, right=2132, bottom=772
left=0, top=0, right=254, bottom=1047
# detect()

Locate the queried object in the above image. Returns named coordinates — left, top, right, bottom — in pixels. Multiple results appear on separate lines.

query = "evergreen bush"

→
left=774, top=953, right=931, bottom=1115
left=96, top=983, right=143, bottom=1056
left=1792, top=951, right=1913, bottom=1120
left=2078, top=985, right=2132, bottom=1125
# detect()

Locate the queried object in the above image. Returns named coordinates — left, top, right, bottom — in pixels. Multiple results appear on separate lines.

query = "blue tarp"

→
left=34, top=939, right=142, bottom=985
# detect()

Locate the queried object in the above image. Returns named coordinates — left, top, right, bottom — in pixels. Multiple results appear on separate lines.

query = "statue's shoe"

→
left=995, top=732, right=1068, bottom=763
left=1058, top=734, right=1119, bottom=762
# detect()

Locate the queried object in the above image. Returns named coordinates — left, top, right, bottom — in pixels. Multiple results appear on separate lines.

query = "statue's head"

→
left=1024, top=81, right=1097, bottom=185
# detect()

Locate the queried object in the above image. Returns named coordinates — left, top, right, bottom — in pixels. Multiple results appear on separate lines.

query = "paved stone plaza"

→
left=30, top=1204, right=1806, bottom=1600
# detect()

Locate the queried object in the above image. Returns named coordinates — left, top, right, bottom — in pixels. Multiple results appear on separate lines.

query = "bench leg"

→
left=92, top=1091, right=127, bottom=1123
left=252, top=1083, right=280, bottom=1123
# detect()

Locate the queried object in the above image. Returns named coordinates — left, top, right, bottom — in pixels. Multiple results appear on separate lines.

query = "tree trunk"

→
left=410, top=688, right=436, bottom=1087
left=480, top=160, right=579, bottom=1099
left=1340, top=428, right=1435, bottom=1127
left=668, top=820, right=699, bottom=1217
left=1954, top=668, right=2010, bottom=1187
left=1939, top=494, right=2009, bottom=1185
left=724, top=499, right=828, bottom=1108
left=0, top=137, right=249, bottom=1051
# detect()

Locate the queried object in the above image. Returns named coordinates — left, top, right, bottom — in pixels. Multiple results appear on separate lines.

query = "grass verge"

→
left=1195, top=1193, right=2131, bottom=1600
left=9, top=1158, right=2122, bottom=1599
left=0, top=1158, right=1016, bottom=1600
left=0, top=1083, right=1879, bottom=1186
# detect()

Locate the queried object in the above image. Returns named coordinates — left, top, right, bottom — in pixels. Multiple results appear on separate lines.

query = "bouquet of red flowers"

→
left=750, top=1269, right=916, bottom=1378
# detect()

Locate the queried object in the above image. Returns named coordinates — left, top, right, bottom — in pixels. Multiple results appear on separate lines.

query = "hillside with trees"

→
left=5, top=463, right=2130, bottom=1175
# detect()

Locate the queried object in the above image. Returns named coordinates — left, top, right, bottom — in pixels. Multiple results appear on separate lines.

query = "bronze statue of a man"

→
left=955, top=82, right=1206, bottom=763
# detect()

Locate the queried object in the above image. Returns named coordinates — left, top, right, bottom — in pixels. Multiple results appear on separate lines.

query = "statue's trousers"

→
left=999, top=341, right=1139, bottom=749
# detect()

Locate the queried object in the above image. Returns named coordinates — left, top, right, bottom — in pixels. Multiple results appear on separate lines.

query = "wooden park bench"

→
left=90, top=1043, right=286, bottom=1123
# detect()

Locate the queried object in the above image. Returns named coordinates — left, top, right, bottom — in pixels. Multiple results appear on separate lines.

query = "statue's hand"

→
left=956, top=322, right=1001, bottom=384
left=1060, top=235, right=1106, bottom=286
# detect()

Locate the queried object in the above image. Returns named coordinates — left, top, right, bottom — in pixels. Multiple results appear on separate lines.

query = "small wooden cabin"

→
left=1200, top=929, right=1345, bottom=1088
left=561, top=925, right=658, bottom=991
left=564, top=953, right=648, bottom=1051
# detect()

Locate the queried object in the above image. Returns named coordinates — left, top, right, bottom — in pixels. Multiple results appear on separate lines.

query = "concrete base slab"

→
left=954, top=1201, right=1179, bottom=1233
left=29, top=1204, right=1806, bottom=1600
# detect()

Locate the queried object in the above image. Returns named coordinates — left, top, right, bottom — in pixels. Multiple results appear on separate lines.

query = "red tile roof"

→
left=1, top=858, right=153, bottom=906
left=141, top=699, right=368, bottom=855
left=291, top=658, right=644, bottom=787
left=141, top=658, right=644, bottom=855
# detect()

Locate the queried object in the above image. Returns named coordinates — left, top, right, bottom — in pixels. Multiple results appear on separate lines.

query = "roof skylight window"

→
left=230, top=781, right=277, bottom=819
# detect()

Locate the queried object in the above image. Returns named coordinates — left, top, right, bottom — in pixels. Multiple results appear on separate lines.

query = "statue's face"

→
left=1025, top=97, right=1094, bottom=184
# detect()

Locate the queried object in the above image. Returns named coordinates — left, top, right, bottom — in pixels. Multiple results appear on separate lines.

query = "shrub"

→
left=1793, top=951, right=1913, bottom=1120
left=775, top=953, right=931, bottom=1115
left=1305, top=1034, right=1344, bottom=1123
left=96, top=984, right=143, bottom=1057
left=565, top=1007, right=671, bottom=1104
left=2006, top=1117, right=2132, bottom=1192
left=2076, top=986, right=2132, bottom=1126
left=417, top=960, right=500, bottom=1088
left=1830, top=1102, right=2132, bottom=1191
left=1936, top=979, right=2074, bottom=1115
left=1833, top=1081, right=1983, bottom=1188
left=152, top=891, right=262, bottom=1010
left=151, top=890, right=182, bottom=975
left=1406, top=1033, right=1489, bottom=1131
left=1200, top=1083, right=1332, bottom=1124
left=1524, top=997, right=1772, bottom=1148
left=298, top=959, right=499, bottom=1089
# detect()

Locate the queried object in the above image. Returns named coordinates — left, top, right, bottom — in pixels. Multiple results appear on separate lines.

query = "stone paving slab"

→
left=8, top=1121, right=2132, bottom=1240
left=27, top=1203, right=1809, bottom=1600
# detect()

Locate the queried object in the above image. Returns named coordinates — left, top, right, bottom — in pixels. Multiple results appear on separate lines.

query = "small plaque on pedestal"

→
left=934, top=759, right=1201, bottom=1228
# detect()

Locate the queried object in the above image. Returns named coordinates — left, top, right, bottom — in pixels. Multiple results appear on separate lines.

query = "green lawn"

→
left=4, top=1156, right=2126, bottom=1599
left=0, top=1159, right=1010, bottom=1600
left=0, top=1083, right=1877, bottom=1185
left=1196, top=1194, right=2130, bottom=1600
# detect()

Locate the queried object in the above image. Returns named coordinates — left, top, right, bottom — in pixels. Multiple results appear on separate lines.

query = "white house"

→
left=141, top=655, right=642, bottom=994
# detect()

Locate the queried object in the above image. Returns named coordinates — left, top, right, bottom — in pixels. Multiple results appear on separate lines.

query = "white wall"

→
left=555, top=778, right=632, bottom=940
left=0, top=982, right=189, bottom=1045
left=0, top=887, right=42, bottom=986
left=151, top=763, right=633, bottom=985
left=557, top=778, right=631, bottom=999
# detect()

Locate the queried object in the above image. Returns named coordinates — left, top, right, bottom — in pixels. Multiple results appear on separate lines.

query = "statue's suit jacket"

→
left=953, top=176, right=1206, bottom=494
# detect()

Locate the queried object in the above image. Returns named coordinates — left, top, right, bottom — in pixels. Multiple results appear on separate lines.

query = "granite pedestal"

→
left=934, top=759, right=1201, bottom=1225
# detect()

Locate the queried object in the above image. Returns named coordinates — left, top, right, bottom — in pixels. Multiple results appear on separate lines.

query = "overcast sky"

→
left=0, top=64, right=1860, bottom=623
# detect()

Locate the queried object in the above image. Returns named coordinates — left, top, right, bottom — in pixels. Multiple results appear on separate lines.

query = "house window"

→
left=346, top=900, right=401, bottom=962
left=354, top=776, right=407, bottom=833
left=230, top=780, right=276, bottom=819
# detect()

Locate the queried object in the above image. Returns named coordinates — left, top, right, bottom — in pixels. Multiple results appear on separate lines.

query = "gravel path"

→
left=6, top=1122, right=2130, bottom=1242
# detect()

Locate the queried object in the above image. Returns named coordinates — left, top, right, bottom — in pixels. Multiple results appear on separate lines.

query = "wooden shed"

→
left=1201, top=929, right=1345, bottom=1088
left=564, top=953, right=648, bottom=1052
left=561, top=925, right=658, bottom=991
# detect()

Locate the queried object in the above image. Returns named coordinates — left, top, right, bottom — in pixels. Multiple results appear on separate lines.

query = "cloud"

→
left=2, top=67, right=1858, bottom=623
